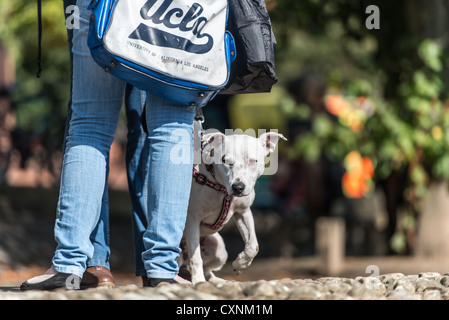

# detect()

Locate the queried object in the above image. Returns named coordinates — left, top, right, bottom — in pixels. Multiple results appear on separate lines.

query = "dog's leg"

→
left=201, top=233, right=228, bottom=283
left=232, top=208, right=259, bottom=275
left=184, top=217, right=207, bottom=284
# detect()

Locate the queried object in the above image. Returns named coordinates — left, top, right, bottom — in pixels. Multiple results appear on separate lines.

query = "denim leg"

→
left=52, top=0, right=126, bottom=277
left=124, top=84, right=148, bottom=276
left=63, top=0, right=111, bottom=271
left=141, top=93, right=195, bottom=279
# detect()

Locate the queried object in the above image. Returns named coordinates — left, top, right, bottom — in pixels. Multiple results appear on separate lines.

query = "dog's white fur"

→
left=180, top=128, right=286, bottom=284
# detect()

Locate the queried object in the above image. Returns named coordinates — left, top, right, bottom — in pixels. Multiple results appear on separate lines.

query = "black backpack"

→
left=220, top=0, right=278, bottom=95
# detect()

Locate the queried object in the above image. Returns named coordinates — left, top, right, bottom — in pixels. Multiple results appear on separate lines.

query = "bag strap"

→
left=36, top=0, right=43, bottom=78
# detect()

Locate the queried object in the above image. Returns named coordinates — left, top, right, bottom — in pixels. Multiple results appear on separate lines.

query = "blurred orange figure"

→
left=342, top=150, right=374, bottom=198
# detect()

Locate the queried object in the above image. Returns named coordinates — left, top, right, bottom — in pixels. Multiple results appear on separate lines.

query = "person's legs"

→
left=141, top=92, right=195, bottom=281
left=23, top=0, right=193, bottom=290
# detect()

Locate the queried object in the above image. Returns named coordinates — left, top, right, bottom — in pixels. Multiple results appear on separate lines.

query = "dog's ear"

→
left=202, top=132, right=226, bottom=164
left=202, top=132, right=226, bottom=149
left=259, top=132, right=287, bottom=155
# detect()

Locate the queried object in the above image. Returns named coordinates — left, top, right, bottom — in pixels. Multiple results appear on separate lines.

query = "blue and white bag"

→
left=88, top=0, right=236, bottom=107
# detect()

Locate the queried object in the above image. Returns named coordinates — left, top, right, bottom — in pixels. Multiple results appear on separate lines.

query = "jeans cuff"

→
left=145, top=271, right=177, bottom=279
left=87, top=259, right=110, bottom=269
left=52, top=264, right=84, bottom=278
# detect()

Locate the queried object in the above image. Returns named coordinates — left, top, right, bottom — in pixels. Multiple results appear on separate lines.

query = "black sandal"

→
left=20, top=272, right=81, bottom=291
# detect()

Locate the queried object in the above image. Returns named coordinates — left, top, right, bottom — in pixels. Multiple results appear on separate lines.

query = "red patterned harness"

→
left=192, top=165, right=233, bottom=230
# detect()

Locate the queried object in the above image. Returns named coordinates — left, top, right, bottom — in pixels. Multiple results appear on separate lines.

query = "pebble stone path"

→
left=1, top=272, right=449, bottom=300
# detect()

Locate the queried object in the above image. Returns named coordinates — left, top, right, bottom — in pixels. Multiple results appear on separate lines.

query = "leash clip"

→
left=194, top=107, right=205, bottom=124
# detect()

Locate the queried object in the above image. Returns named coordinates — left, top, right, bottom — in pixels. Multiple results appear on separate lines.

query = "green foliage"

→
left=284, top=37, right=449, bottom=191
left=0, top=0, right=69, bottom=149
left=272, top=0, right=449, bottom=253
left=418, top=39, right=443, bottom=73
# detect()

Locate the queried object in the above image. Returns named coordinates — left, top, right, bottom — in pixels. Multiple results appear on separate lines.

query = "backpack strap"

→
left=36, top=0, right=43, bottom=78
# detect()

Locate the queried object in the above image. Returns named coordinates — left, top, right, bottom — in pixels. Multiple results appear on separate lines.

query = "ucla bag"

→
left=88, top=0, right=236, bottom=107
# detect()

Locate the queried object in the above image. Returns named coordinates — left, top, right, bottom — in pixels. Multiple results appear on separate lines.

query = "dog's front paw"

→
left=232, top=252, right=255, bottom=275
left=207, top=274, right=227, bottom=284
left=191, top=275, right=207, bottom=285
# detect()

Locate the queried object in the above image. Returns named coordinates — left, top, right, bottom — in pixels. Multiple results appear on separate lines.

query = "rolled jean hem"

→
left=52, top=264, right=84, bottom=278
left=87, top=259, right=110, bottom=269
left=145, top=271, right=177, bottom=279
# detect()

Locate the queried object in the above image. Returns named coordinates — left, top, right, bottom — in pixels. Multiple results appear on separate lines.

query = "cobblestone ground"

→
left=1, top=271, right=449, bottom=300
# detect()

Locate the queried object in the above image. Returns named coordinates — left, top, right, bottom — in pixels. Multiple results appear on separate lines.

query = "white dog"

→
left=180, top=127, right=286, bottom=284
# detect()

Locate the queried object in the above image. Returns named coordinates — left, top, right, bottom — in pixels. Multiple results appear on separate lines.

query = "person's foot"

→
left=81, top=266, right=115, bottom=289
left=142, top=275, right=192, bottom=287
left=20, top=268, right=81, bottom=291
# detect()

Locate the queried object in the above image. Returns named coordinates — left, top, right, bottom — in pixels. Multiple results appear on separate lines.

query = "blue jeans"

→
left=54, top=0, right=195, bottom=278
left=89, top=85, right=149, bottom=276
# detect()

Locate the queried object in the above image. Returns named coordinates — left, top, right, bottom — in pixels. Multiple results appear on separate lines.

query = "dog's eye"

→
left=222, top=155, right=233, bottom=167
left=248, top=159, right=258, bottom=166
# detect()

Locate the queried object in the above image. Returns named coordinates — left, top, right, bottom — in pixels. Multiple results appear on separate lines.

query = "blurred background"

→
left=2, top=0, right=449, bottom=284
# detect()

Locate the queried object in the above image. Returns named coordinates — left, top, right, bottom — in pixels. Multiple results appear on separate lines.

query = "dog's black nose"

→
left=232, top=182, right=246, bottom=195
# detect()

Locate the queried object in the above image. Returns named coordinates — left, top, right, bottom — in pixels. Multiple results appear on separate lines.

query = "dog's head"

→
left=201, top=132, right=287, bottom=197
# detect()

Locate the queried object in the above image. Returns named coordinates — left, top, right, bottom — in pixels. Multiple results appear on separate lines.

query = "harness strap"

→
left=208, top=194, right=233, bottom=230
left=192, top=168, right=233, bottom=230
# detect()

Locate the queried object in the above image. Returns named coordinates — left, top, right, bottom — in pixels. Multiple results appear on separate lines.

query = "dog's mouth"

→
left=229, top=189, right=252, bottom=197
left=231, top=192, right=247, bottom=197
